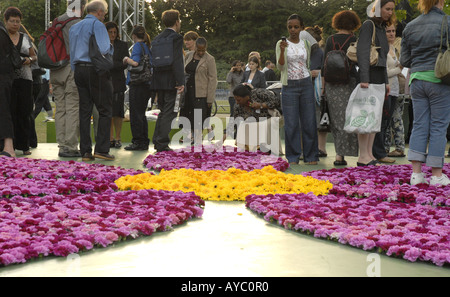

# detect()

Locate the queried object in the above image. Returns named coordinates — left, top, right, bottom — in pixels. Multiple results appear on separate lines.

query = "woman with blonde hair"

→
left=401, top=0, right=450, bottom=186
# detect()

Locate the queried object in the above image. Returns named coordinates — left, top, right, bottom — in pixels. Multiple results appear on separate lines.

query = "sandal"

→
left=357, top=160, right=380, bottom=166
left=23, top=150, right=32, bottom=155
left=110, top=140, right=116, bottom=148
left=318, top=150, right=327, bottom=157
left=387, top=149, right=405, bottom=157
left=0, top=151, right=12, bottom=157
left=115, top=140, right=122, bottom=148
left=368, top=159, right=381, bottom=166
left=334, top=159, right=347, bottom=166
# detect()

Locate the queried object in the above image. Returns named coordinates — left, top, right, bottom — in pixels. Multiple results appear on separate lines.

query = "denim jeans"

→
left=408, top=79, right=450, bottom=168
left=281, top=78, right=318, bottom=163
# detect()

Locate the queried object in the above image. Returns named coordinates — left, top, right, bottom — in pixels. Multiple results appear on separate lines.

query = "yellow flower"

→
left=115, top=166, right=332, bottom=201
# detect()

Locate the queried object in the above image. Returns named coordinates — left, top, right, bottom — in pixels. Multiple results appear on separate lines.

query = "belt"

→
left=77, top=63, right=93, bottom=67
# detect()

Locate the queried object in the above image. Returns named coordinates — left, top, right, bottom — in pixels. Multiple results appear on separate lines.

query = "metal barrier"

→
left=123, top=80, right=281, bottom=115
left=213, top=80, right=280, bottom=115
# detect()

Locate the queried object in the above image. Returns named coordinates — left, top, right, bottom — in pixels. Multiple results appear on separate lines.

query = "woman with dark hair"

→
left=355, top=0, right=395, bottom=166
left=4, top=7, right=36, bottom=155
left=231, top=84, right=282, bottom=153
left=276, top=14, right=318, bottom=165
left=401, top=0, right=450, bottom=186
left=0, top=12, right=17, bottom=157
left=241, top=55, right=267, bottom=89
left=322, top=10, right=361, bottom=166
left=105, top=21, right=129, bottom=149
left=184, top=37, right=217, bottom=145
left=123, top=25, right=152, bottom=151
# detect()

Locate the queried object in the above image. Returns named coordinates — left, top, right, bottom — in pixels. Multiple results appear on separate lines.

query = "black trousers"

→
left=32, top=80, right=52, bottom=118
left=11, top=78, right=33, bottom=151
left=373, top=95, right=395, bottom=159
left=74, top=65, right=113, bottom=155
left=152, top=89, right=177, bottom=151
left=30, top=80, right=52, bottom=148
left=0, top=76, right=13, bottom=140
left=129, top=83, right=152, bottom=146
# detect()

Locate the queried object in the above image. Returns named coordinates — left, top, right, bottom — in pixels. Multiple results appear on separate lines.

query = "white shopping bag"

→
left=343, top=83, right=385, bottom=134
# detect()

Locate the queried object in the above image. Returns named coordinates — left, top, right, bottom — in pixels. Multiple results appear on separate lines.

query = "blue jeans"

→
left=281, top=78, right=318, bottom=163
left=408, top=79, right=450, bottom=168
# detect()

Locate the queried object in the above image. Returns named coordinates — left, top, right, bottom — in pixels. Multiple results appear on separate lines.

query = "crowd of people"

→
left=0, top=0, right=449, bottom=185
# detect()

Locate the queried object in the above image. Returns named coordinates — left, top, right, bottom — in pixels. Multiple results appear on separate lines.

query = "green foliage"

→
left=3, top=0, right=450, bottom=79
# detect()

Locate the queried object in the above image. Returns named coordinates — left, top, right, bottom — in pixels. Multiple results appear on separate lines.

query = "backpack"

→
left=150, top=35, right=173, bottom=69
left=323, top=35, right=353, bottom=84
left=37, top=16, right=79, bottom=69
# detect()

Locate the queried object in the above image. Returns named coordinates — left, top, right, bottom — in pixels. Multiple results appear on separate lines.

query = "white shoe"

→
left=410, top=172, right=428, bottom=185
left=430, top=174, right=450, bottom=186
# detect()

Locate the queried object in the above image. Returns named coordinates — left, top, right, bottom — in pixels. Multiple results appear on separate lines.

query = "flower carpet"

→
left=115, top=166, right=333, bottom=201
left=0, top=158, right=204, bottom=266
left=143, top=145, right=290, bottom=172
left=0, top=147, right=449, bottom=268
left=246, top=164, right=450, bottom=267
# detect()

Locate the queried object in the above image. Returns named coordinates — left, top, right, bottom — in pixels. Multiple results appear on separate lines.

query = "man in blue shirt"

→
left=69, top=0, right=115, bottom=161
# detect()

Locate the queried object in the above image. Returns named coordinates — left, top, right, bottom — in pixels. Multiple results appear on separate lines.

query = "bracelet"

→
left=247, top=100, right=252, bottom=107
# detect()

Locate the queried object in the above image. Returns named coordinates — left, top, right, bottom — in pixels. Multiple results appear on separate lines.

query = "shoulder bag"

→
left=128, top=42, right=152, bottom=85
left=435, top=15, right=450, bottom=85
left=347, top=20, right=379, bottom=66
left=89, top=21, right=113, bottom=75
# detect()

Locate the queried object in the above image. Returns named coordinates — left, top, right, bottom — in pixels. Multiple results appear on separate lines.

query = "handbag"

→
left=89, top=21, right=113, bottom=75
left=268, top=108, right=284, bottom=127
left=318, top=94, right=331, bottom=133
left=127, top=42, right=152, bottom=85
left=343, top=83, right=385, bottom=134
left=347, top=20, right=379, bottom=66
left=435, top=15, right=450, bottom=85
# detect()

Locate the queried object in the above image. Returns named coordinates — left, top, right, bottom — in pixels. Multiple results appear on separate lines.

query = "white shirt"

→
left=286, top=39, right=310, bottom=80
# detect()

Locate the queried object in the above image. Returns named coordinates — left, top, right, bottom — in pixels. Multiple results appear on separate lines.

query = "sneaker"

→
left=124, top=143, right=148, bottom=151
left=59, top=151, right=81, bottom=158
left=410, top=172, right=428, bottom=185
left=430, top=174, right=450, bottom=186
left=93, top=152, right=115, bottom=161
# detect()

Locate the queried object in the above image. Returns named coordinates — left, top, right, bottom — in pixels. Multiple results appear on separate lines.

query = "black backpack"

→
left=151, top=35, right=173, bottom=69
left=323, top=35, right=353, bottom=84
